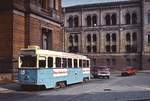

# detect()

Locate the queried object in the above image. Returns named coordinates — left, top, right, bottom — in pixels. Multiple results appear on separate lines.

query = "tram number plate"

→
left=21, top=70, right=25, bottom=75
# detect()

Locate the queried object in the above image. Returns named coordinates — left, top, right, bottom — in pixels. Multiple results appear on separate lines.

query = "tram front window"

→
left=20, top=56, right=37, bottom=67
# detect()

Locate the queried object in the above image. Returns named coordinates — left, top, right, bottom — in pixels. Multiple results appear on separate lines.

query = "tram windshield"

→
left=20, top=56, right=37, bottom=67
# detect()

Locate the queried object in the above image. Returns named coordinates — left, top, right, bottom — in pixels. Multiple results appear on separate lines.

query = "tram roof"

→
left=21, top=48, right=89, bottom=60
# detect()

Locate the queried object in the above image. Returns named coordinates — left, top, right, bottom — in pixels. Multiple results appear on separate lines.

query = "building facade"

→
left=0, top=0, right=62, bottom=80
left=63, top=0, right=150, bottom=70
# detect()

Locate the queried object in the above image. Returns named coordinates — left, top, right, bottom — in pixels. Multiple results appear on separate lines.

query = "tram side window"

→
left=20, top=56, right=37, bottom=67
left=48, top=57, right=53, bottom=68
left=79, top=59, right=82, bottom=68
left=83, top=60, right=87, bottom=68
left=62, top=58, right=67, bottom=68
left=87, top=60, right=90, bottom=67
left=56, top=57, right=61, bottom=68
left=39, top=57, right=46, bottom=68
left=74, top=59, right=78, bottom=68
left=68, top=58, right=72, bottom=68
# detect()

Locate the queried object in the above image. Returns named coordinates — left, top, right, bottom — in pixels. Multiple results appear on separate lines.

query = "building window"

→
left=106, top=33, right=110, bottom=42
left=92, top=59, right=96, bottom=66
left=87, top=46, right=91, bottom=53
left=92, top=15, right=97, bottom=26
left=93, top=34, right=97, bottom=42
left=112, top=58, right=116, bottom=65
left=148, top=13, right=150, bottom=24
left=69, top=35, right=73, bottom=43
left=148, top=58, right=150, bottom=62
left=126, top=58, right=131, bottom=66
left=74, top=16, right=79, bottom=27
left=74, top=46, right=79, bottom=53
left=132, top=32, right=137, bottom=41
left=87, top=34, right=91, bottom=42
left=126, top=33, right=131, bottom=41
left=74, top=35, right=78, bottom=43
left=68, top=16, right=73, bottom=28
left=111, top=13, right=117, bottom=25
left=68, top=46, right=73, bottom=52
left=41, top=0, right=49, bottom=10
left=105, top=14, right=111, bottom=25
left=132, top=45, right=137, bottom=53
left=87, top=15, right=91, bottom=27
left=111, top=45, right=116, bottom=53
left=106, top=45, right=111, bottom=52
left=132, top=13, right=137, bottom=24
left=126, top=45, right=131, bottom=53
left=93, top=45, right=97, bottom=53
left=125, top=13, right=131, bottom=24
left=42, top=28, right=52, bottom=50
left=112, top=33, right=116, bottom=42
left=148, top=35, right=150, bottom=45
left=106, top=59, right=110, bottom=66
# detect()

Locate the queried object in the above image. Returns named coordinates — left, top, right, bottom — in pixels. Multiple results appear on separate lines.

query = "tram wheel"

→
left=56, top=81, right=67, bottom=88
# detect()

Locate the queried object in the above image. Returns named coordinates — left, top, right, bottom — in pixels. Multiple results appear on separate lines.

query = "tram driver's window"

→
left=48, top=57, right=53, bottom=68
left=68, top=58, right=72, bottom=68
left=79, top=59, right=82, bottom=68
left=87, top=60, right=90, bottom=67
left=62, top=58, right=67, bottom=68
left=56, top=57, right=61, bottom=68
left=39, top=57, right=46, bottom=68
left=74, top=59, right=78, bottom=68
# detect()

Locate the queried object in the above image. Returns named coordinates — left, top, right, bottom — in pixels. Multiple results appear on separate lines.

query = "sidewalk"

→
left=0, top=82, right=20, bottom=93
left=138, top=70, right=150, bottom=74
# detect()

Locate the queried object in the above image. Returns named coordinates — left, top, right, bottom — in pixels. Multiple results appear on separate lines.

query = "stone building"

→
left=0, top=0, right=62, bottom=80
left=63, top=0, right=150, bottom=70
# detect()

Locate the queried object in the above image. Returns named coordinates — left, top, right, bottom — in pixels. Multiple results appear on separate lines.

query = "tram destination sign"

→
left=21, top=50, right=35, bottom=55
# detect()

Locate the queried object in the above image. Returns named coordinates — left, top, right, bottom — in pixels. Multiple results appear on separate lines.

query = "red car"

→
left=121, top=67, right=138, bottom=76
left=91, top=66, right=110, bottom=79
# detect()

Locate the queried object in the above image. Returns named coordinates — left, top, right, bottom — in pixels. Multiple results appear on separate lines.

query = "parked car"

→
left=121, top=67, right=138, bottom=76
left=91, top=66, right=110, bottom=79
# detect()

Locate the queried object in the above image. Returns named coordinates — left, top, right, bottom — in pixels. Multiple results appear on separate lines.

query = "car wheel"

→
left=107, top=76, right=110, bottom=79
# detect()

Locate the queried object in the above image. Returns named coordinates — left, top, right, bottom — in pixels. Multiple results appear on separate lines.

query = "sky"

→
left=62, top=0, right=129, bottom=7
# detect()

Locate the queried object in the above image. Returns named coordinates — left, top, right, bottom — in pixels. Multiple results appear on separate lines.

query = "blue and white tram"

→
left=18, top=46, right=90, bottom=89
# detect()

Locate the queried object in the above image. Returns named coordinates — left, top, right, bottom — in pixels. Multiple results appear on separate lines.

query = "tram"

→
left=18, top=46, right=90, bottom=89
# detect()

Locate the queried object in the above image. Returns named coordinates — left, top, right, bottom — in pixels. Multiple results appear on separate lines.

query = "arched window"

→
left=68, top=16, right=73, bottom=28
left=105, top=14, right=111, bottom=25
left=87, top=15, right=91, bottom=27
left=93, top=34, right=97, bottom=42
left=74, top=35, right=78, bottom=42
left=125, top=13, right=131, bottom=24
left=132, top=32, right=137, bottom=41
left=69, top=35, right=73, bottom=43
left=87, top=46, right=91, bottom=53
left=74, top=16, right=79, bottom=27
left=87, top=34, right=91, bottom=42
left=126, top=33, right=131, bottom=41
left=111, top=13, right=117, bottom=25
left=132, top=13, right=137, bottom=24
left=92, top=15, right=97, bottom=26
left=112, top=33, right=116, bottom=42
left=106, top=33, right=110, bottom=42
